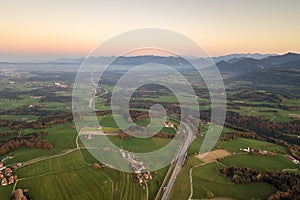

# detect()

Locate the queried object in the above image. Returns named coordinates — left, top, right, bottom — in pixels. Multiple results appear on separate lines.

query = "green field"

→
left=0, top=115, right=39, bottom=120
left=107, top=135, right=172, bottom=153
left=95, top=97, right=111, bottom=110
left=220, top=154, right=297, bottom=171
left=17, top=166, right=113, bottom=200
left=99, top=115, right=129, bottom=129
left=141, top=95, right=178, bottom=103
left=283, top=169, right=300, bottom=174
left=17, top=150, right=85, bottom=177
left=193, top=177, right=275, bottom=199
left=228, top=105, right=300, bottom=122
left=0, top=98, right=39, bottom=110
left=2, top=148, right=64, bottom=165
left=217, top=138, right=288, bottom=154
left=169, top=157, right=202, bottom=200
left=80, top=148, right=168, bottom=200
left=147, top=166, right=169, bottom=200
left=191, top=162, right=276, bottom=199
left=1, top=123, right=77, bottom=165
left=188, top=126, right=235, bottom=155
left=43, top=123, right=77, bottom=150
left=14, top=149, right=147, bottom=200
left=41, top=102, right=71, bottom=111
left=0, top=184, right=14, bottom=200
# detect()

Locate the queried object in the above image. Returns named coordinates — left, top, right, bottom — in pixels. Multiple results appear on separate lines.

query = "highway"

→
left=160, top=121, right=195, bottom=200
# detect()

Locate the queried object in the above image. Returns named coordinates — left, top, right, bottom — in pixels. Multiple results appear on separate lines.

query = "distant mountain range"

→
left=1, top=53, right=300, bottom=74
left=215, top=52, right=300, bottom=76
left=197, top=53, right=275, bottom=66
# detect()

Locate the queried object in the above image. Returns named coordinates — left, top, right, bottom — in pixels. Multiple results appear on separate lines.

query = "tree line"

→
left=0, top=131, right=53, bottom=155
left=220, top=166, right=300, bottom=200
left=0, top=112, right=73, bottom=131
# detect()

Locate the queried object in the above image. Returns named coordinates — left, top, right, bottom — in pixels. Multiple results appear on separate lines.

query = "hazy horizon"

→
left=0, top=51, right=297, bottom=63
left=1, top=0, right=300, bottom=62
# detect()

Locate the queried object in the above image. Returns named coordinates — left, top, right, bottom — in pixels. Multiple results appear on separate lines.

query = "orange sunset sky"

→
left=0, top=0, right=300, bottom=61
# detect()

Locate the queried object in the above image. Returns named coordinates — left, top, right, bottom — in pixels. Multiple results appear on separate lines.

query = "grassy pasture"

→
left=17, top=150, right=85, bottom=177
left=0, top=184, right=14, bottom=200
left=228, top=105, right=300, bottom=122
left=16, top=166, right=114, bottom=200
left=220, top=154, right=297, bottom=171
left=107, top=135, right=172, bottom=153
left=217, top=138, right=288, bottom=154
left=15, top=149, right=147, bottom=200
left=169, top=157, right=202, bottom=200
left=191, top=162, right=276, bottom=200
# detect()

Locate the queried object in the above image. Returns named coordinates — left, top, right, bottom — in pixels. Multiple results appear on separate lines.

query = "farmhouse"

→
left=286, top=155, right=300, bottom=164
left=5, top=167, right=13, bottom=176
left=1, top=178, right=7, bottom=186
left=163, top=122, right=174, bottom=128
left=240, top=147, right=274, bottom=156
left=9, top=176, right=15, bottom=184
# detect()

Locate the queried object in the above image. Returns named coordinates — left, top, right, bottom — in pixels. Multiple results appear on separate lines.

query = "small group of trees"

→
left=220, top=131, right=257, bottom=141
left=220, top=166, right=300, bottom=199
left=0, top=131, right=17, bottom=137
left=0, top=131, right=53, bottom=155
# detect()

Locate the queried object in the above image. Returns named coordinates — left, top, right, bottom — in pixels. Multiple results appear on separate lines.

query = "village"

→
left=0, top=155, right=20, bottom=187
left=1, top=156, right=31, bottom=199
left=119, top=149, right=152, bottom=187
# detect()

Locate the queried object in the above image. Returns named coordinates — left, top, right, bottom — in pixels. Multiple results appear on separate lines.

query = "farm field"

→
left=0, top=185, right=14, bottom=200
left=80, top=148, right=169, bottom=200
left=17, top=167, right=114, bottom=200
left=220, top=154, right=297, bottom=171
left=0, top=115, right=39, bottom=120
left=169, top=157, right=202, bottom=200
left=14, top=149, right=148, bottom=200
left=217, top=138, right=288, bottom=154
left=107, top=135, right=172, bottom=153
left=191, top=162, right=276, bottom=199
left=17, top=150, right=85, bottom=177
left=228, top=106, right=300, bottom=122
left=1, top=123, right=78, bottom=165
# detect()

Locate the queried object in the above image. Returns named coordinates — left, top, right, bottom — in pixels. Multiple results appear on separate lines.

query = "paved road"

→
left=88, top=78, right=108, bottom=110
left=160, top=121, right=195, bottom=200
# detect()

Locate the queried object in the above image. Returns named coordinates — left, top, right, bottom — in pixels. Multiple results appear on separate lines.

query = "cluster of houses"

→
left=120, top=149, right=146, bottom=173
left=286, top=155, right=300, bottom=164
left=163, top=122, right=175, bottom=128
left=119, top=149, right=153, bottom=186
left=163, top=121, right=179, bottom=131
left=134, top=171, right=152, bottom=186
left=0, top=162, right=16, bottom=187
left=240, top=147, right=274, bottom=156
left=53, top=82, right=67, bottom=88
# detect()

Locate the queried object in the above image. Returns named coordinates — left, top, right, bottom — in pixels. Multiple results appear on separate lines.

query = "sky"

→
left=0, top=0, right=300, bottom=61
